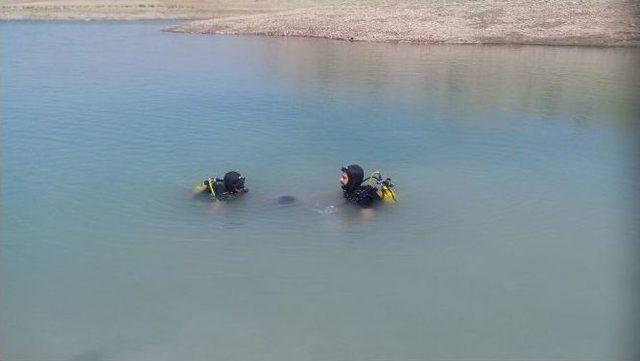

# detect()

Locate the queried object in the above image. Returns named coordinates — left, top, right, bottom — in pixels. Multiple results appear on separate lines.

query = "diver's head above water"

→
left=193, top=170, right=247, bottom=202
left=340, top=164, right=364, bottom=192
left=223, top=171, right=245, bottom=193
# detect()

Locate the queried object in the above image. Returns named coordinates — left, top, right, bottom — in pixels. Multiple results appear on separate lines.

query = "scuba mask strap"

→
left=236, top=176, right=245, bottom=190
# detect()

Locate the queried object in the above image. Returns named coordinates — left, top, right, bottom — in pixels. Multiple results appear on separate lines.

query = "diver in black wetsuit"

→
left=340, top=164, right=381, bottom=208
left=195, top=171, right=248, bottom=201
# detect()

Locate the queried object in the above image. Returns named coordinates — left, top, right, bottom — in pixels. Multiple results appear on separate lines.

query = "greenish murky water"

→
left=2, top=21, right=639, bottom=360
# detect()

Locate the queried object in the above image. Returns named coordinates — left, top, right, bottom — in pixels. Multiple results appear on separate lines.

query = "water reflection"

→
left=2, top=21, right=639, bottom=361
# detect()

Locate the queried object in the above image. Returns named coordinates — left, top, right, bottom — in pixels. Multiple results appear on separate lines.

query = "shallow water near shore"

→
left=2, top=21, right=639, bottom=360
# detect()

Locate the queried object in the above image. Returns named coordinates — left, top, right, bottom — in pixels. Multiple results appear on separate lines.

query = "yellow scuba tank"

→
left=363, top=170, right=398, bottom=204
left=193, top=177, right=217, bottom=195
left=378, top=183, right=398, bottom=204
left=193, top=183, right=208, bottom=193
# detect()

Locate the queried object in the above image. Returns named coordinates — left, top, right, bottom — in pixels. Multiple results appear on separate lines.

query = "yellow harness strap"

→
left=208, top=177, right=216, bottom=197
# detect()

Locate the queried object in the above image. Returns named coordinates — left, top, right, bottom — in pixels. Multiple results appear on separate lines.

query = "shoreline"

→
left=3, top=1, right=639, bottom=47
left=0, top=0, right=289, bottom=21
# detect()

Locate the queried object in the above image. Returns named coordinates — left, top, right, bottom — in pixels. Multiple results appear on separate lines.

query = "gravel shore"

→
left=3, top=0, right=639, bottom=46
left=167, top=1, right=640, bottom=46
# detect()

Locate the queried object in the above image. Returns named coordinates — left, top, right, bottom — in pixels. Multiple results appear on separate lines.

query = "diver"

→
left=340, top=164, right=379, bottom=207
left=340, top=164, right=397, bottom=208
left=193, top=171, right=248, bottom=201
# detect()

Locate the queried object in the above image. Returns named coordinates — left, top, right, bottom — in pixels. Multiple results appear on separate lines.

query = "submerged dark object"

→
left=276, top=195, right=296, bottom=205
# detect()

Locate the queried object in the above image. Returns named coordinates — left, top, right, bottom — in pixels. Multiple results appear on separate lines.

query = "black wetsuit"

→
left=201, top=177, right=247, bottom=201
left=343, top=185, right=381, bottom=208
left=342, top=164, right=381, bottom=208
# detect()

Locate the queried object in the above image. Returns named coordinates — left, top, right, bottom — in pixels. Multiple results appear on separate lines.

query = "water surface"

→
left=2, top=21, right=639, bottom=360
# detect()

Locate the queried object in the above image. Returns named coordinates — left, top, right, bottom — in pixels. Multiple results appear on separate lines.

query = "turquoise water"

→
left=2, top=21, right=639, bottom=360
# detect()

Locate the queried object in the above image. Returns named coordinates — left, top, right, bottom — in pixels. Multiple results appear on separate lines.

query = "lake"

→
left=2, top=21, right=639, bottom=360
